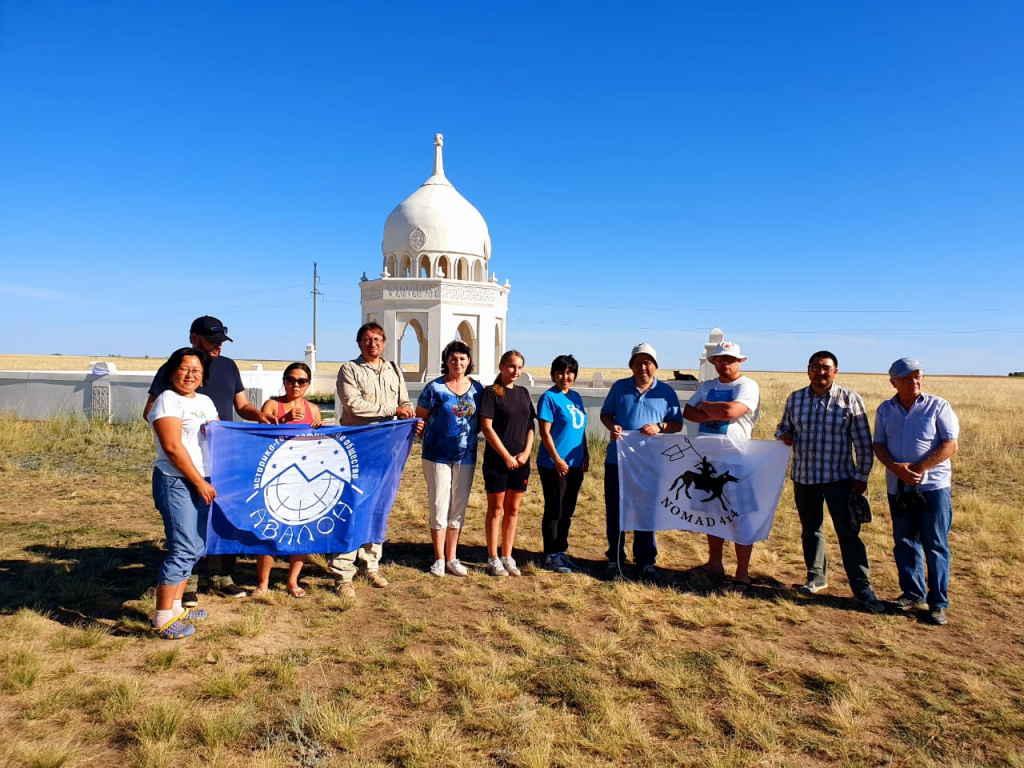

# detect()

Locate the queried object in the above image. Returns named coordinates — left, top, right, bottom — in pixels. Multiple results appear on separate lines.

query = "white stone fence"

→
left=0, top=369, right=698, bottom=438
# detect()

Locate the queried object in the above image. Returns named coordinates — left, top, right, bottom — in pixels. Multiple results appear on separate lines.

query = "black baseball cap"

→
left=190, top=315, right=233, bottom=343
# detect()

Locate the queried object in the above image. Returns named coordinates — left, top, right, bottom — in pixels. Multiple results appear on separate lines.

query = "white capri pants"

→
left=423, top=459, right=475, bottom=530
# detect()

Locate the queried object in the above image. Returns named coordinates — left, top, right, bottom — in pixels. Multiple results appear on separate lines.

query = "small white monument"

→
left=359, top=134, right=510, bottom=380
left=698, top=327, right=726, bottom=381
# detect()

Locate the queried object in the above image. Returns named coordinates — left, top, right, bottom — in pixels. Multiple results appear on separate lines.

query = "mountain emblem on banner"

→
left=258, top=437, right=356, bottom=526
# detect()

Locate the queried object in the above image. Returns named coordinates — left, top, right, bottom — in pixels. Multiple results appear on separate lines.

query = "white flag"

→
left=617, top=432, right=790, bottom=546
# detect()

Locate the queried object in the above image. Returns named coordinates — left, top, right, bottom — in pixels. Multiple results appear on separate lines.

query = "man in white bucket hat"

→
left=684, top=340, right=760, bottom=591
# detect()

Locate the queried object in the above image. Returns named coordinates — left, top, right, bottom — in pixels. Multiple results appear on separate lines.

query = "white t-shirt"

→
left=147, top=389, right=219, bottom=477
left=686, top=375, right=760, bottom=439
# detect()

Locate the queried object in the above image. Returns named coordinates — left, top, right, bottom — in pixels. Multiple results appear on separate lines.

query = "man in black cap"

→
left=144, top=315, right=275, bottom=604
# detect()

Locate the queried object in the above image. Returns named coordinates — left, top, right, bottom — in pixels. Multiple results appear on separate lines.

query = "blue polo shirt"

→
left=600, top=378, right=682, bottom=465
left=874, top=392, right=959, bottom=493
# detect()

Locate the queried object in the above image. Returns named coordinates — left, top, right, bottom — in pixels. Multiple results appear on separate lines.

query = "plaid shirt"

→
left=775, top=383, right=873, bottom=484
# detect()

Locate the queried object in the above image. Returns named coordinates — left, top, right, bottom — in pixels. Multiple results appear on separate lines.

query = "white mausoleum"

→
left=359, top=134, right=510, bottom=380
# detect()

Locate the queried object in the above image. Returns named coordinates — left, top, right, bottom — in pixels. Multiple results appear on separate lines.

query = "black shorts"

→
left=482, top=454, right=531, bottom=494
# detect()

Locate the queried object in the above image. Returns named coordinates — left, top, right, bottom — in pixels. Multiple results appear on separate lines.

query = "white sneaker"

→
left=429, top=559, right=445, bottom=577
left=501, top=556, right=522, bottom=577
left=446, top=559, right=468, bottom=577
left=487, top=556, right=509, bottom=577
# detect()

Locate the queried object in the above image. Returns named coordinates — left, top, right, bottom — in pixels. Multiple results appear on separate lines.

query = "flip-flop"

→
left=251, top=588, right=272, bottom=598
left=727, top=578, right=753, bottom=594
left=177, top=608, right=207, bottom=623
left=154, top=618, right=195, bottom=640
left=287, top=585, right=306, bottom=598
left=696, top=564, right=727, bottom=577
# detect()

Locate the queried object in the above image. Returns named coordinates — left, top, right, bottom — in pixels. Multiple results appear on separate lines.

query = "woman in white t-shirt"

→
left=147, top=347, right=220, bottom=640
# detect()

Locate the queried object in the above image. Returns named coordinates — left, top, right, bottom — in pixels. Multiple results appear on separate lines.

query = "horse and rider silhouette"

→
left=669, top=455, right=737, bottom=511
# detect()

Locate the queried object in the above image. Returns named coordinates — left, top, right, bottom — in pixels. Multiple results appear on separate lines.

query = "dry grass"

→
left=1, top=372, right=1023, bottom=766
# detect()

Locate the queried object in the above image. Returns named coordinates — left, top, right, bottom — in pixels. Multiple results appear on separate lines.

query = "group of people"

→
left=777, top=350, right=959, bottom=626
left=599, top=340, right=959, bottom=626
left=144, top=315, right=960, bottom=640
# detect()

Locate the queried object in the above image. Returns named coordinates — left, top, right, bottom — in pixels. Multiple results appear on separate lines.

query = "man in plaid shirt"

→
left=776, top=350, right=883, bottom=613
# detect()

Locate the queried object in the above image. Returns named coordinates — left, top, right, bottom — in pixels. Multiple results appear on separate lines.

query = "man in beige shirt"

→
left=329, top=322, right=415, bottom=598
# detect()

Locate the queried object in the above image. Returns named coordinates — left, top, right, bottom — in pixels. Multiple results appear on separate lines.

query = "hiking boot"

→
left=638, top=564, right=662, bottom=584
left=501, top=556, right=522, bottom=577
left=487, top=557, right=509, bottom=577
left=183, top=574, right=199, bottom=607
left=545, top=554, right=571, bottom=573
left=604, top=560, right=621, bottom=580
left=857, top=589, right=885, bottom=614
left=209, top=576, right=247, bottom=599
left=334, top=581, right=356, bottom=599
left=365, top=571, right=389, bottom=588
left=891, top=594, right=928, bottom=612
left=429, top=559, right=445, bottom=577
left=445, top=559, right=468, bottom=577
left=798, top=578, right=828, bottom=595
left=929, top=606, right=948, bottom=626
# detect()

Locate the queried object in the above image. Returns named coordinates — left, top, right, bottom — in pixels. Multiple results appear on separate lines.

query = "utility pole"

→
left=311, top=261, right=323, bottom=351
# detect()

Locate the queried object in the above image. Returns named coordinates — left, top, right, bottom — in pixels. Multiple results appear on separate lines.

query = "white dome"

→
left=382, top=134, right=491, bottom=262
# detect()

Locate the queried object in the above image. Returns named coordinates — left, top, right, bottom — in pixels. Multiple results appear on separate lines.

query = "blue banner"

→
left=205, top=420, right=417, bottom=555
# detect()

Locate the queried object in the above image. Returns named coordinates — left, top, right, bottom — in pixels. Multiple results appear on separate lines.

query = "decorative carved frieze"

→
left=440, top=284, right=502, bottom=303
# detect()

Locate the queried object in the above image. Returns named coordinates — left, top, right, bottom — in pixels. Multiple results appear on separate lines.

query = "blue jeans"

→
left=605, top=466, right=657, bottom=567
left=152, top=469, right=209, bottom=586
left=887, top=487, right=952, bottom=609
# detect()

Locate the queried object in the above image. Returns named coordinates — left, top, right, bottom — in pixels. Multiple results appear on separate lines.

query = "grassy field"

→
left=1, top=372, right=1022, bottom=767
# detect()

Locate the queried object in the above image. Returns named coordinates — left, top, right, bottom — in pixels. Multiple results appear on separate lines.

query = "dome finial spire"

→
left=433, top=133, right=445, bottom=178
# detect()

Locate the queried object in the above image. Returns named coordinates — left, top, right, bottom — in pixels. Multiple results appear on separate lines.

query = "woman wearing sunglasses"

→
left=253, top=362, right=321, bottom=597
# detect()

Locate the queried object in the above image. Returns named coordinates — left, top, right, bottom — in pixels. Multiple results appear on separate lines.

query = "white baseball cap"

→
left=629, top=343, right=658, bottom=367
left=708, top=341, right=747, bottom=362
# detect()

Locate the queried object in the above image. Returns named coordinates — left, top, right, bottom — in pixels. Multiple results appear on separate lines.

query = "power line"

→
left=509, top=317, right=1024, bottom=335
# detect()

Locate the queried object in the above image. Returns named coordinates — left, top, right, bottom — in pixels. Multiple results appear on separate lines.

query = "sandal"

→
left=287, top=585, right=306, bottom=598
left=177, top=608, right=207, bottom=623
left=727, top=578, right=753, bottom=594
left=154, top=618, right=195, bottom=640
left=251, top=588, right=272, bottom=598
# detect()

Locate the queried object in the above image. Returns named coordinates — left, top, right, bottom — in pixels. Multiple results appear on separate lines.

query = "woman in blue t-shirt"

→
left=537, top=354, right=589, bottom=573
left=415, top=340, right=484, bottom=578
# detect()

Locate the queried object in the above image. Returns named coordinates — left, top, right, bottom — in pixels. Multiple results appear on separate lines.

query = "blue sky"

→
left=1, top=2, right=1021, bottom=375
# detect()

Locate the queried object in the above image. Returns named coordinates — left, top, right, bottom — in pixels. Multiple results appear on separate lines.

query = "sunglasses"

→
left=284, top=377, right=310, bottom=386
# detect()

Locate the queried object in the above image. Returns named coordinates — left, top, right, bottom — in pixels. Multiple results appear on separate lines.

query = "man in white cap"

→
left=683, top=341, right=760, bottom=590
left=873, top=358, right=959, bottom=625
left=599, top=343, right=682, bottom=581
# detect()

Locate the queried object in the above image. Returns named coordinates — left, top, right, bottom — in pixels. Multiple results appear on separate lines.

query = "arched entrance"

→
left=399, top=318, right=427, bottom=380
